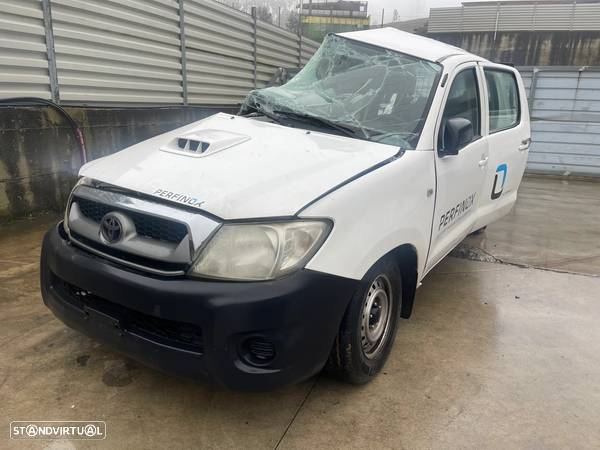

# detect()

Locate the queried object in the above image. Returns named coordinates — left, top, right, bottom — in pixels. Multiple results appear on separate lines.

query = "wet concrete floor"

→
left=460, top=175, right=600, bottom=276
left=1, top=176, right=599, bottom=449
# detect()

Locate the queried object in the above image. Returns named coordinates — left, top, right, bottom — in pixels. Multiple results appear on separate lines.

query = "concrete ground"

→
left=1, top=175, right=599, bottom=450
left=459, top=175, right=600, bottom=275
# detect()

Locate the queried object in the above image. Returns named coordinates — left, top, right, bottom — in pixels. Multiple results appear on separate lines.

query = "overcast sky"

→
left=369, top=0, right=462, bottom=23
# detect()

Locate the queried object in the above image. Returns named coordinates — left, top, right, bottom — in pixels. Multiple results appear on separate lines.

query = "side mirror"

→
left=440, top=117, right=474, bottom=156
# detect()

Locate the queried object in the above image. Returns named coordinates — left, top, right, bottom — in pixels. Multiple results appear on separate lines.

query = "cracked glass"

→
left=240, top=34, right=442, bottom=149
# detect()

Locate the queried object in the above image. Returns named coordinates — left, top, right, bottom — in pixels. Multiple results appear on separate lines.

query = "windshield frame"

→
left=241, top=33, right=444, bottom=150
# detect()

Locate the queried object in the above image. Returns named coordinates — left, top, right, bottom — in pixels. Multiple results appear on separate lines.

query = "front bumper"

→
left=41, top=223, right=358, bottom=391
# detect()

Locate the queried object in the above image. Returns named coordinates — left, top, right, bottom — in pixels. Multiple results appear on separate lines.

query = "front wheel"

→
left=326, top=257, right=402, bottom=384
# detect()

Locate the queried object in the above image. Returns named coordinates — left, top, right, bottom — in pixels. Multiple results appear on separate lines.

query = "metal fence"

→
left=520, top=66, right=600, bottom=176
left=429, top=2, right=600, bottom=33
left=0, top=0, right=320, bottom=106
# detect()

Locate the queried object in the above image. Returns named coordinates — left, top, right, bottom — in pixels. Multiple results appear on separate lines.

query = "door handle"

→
left=519, top=138, right=531, bottom=151
left=478, top=156, right=489, bottom=167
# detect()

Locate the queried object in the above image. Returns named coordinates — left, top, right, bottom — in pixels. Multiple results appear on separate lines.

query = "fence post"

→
left=251, top=6, right=257, bottom=89
left=529, top=67, right=539, bottom=116
left=493, top=3, right=500, bottom=42
left=569, top=1, right=576, bottom=32
left=41, top=0, right=60, bottom=103
left=178, top=0, right=188, bottom=105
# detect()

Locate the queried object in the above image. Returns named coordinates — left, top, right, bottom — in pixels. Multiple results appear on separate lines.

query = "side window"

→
left=439, top=68, right=481, bottom=150
left=485, top=69, right=520, bottom=132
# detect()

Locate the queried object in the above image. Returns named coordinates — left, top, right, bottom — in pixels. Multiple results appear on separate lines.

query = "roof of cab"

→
left=337, top=27, right=484, bottom=64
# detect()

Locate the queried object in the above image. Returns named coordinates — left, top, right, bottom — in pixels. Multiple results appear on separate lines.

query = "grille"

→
left=76, top=197, right=110, bottom=222
left=55, top=276, right=203, bottom=354
left=70, top=231, right=188, bottom=273
left=75, top=196, right=188, bottom=243
left=128, top=314, right=203, bottom=352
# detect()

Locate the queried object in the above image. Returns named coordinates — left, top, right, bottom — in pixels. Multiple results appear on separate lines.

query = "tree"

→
left=286, top=10, right=300, bottom=34
left=255, top=5, right=272, bottom=23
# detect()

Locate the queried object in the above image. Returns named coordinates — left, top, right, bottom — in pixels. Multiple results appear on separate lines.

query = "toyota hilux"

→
left=40, top=28, right=530, bottom=390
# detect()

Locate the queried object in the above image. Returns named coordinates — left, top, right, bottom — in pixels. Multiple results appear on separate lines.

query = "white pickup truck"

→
left=41, top=28, right=530, bottom=390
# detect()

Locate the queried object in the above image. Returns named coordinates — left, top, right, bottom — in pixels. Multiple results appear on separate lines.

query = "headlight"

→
left=189, top=220, right=331, bottom=281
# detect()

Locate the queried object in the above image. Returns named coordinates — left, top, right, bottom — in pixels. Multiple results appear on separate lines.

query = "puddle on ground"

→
left=102, top=359, right=139, bottom=387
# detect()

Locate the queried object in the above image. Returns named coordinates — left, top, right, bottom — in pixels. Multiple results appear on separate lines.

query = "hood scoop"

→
left=160, top=128, right=250, bottom=158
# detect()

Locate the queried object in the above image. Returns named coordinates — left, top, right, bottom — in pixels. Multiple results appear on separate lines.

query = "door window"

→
left=485, top=69, right=520, bottom=132
left=439, top=68, right=481, bottom=149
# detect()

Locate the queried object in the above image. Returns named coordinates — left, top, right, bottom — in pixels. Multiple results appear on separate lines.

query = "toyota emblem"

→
left=100, top=213, right=123, bottom=243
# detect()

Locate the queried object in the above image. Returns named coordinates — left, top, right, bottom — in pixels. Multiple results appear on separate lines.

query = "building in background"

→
left=300, top=0, right=370, bottom=41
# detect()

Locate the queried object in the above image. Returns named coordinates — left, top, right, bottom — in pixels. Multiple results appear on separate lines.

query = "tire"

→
left=326, top=256, right=402, bottom=384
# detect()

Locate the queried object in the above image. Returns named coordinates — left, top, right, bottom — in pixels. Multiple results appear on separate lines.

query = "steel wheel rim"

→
left=360, top=274, right=393, bottom=359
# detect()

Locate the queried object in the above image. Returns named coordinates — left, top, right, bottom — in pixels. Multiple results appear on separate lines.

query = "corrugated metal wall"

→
left=300, top=37, right=320, bottom=65
left=521, top=67, right=600, bottom=176
left=0, top=0, right=320, bottom=106
left=51, top=0, right=183, bottom=104
left=256, top=21, right=300, bottom=87
left=256, top=21, right=301, bottom=88
left=429, top=2, right=600, bottom=33
left=0, top=0, right=51, bottom=99
left=184, top=0, right=255, bottom=105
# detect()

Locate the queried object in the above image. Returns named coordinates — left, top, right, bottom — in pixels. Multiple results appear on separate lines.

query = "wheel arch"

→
left=390, top=243, right=419, bottom=319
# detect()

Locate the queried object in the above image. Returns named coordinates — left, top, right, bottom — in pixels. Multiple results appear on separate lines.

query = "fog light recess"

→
left=241, top=337, right=276, bottom=366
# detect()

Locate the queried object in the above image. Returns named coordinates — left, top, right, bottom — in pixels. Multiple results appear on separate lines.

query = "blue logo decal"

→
left=491, top=163, right=507, bottom=200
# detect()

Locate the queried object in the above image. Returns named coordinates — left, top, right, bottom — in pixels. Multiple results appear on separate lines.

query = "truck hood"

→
left=80, top=113, right=400, bottom=219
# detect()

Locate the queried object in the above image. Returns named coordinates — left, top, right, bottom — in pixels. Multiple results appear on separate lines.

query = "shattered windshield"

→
left=240, top=34, right=442, bottom=149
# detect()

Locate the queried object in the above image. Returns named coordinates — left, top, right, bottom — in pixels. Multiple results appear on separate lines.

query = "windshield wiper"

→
left=247, top=104, right=369, bottom=141
left=370, top=131, right=418, bottom=142
left=272, top=110, right=369, bottom=140
left=246, top=104, right=284, bottom=125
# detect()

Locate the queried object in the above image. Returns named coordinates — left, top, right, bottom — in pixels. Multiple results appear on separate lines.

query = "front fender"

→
left=301, top=150, right=435, bottom=282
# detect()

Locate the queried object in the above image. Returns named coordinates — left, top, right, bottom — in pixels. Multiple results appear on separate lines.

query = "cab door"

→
left=425, top=63, right=489, bottom=273
left=474, top=63, right=531, bottom=229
